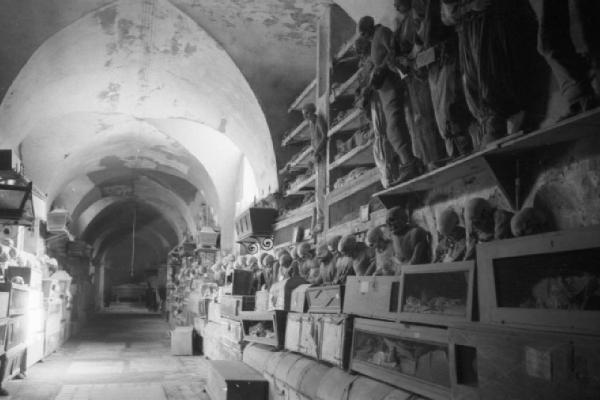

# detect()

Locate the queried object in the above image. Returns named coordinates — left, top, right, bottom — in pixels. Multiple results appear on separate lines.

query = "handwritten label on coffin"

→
left=525, top=346, right=552, bottom=381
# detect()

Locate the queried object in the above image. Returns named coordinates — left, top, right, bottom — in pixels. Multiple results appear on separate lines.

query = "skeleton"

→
left=434, top=207, right=466, bottom=262
left=463, top=197, right=513, bottom=260
left=338, top=234, right=375, bottom=277
left=366, top=226, right=398, bottom=275
left=315, top=243, right=337, bottom=285
left=386, top=206, right=431, bottom=265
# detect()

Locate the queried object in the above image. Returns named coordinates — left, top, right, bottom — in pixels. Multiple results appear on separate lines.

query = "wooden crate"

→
left=1, top=343, right=26, bottom=381
left=449, top=323, right=600, bottom=400
left=5, top=267, right=42, bottom=290
left=0, top=318, right=8, bottom=351
left=0, top=293, right=8, bottom=318
left=306, top=285, right=344, bottom=313
left=477, top=226, right=600, bottom=334
left=220, top=295, right=255, bottom=319
left=320, top=314, right=352, bottom=370
left=285, top=313, right=302, bottom=353
left=315, top=367, right=358, bottom=400
left=290, top=284, right=312, bottom=313
left=206, top=360, right=268, bottom=400
left=6, top=315, right=26, bottom=351
left=398, top=261, right=475, bottom=327
left=350, top=318, right=451, bottom=400
left=240, top=310, right=287, bottom=348
left=298, top=314, right=320, bottom=359
left=344, top=276, right=400, bottom=321
left=0, top=283, right=29, bottom=316
left=232, top=270, right=254, bottom=296
left=268, top=277, right=308, bottom=311
left=255, top=290, right=270, bottom=312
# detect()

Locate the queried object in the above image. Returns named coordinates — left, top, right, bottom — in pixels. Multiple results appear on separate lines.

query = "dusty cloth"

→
left=413, top=0, right=473, bottom=157
left=393, top=9, right=446, bottom=166
left=528, top=0, right=599, bottom=105
left=392, top=226, right=431, bottom=265
left=443, top=0, right=530, bottom=142
left=371, top=25, right=415, bottom=165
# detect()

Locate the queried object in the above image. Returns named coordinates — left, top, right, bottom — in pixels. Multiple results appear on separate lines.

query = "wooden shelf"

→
left=328, top=140, right=374, bottom=171
left=374, top=108, right=600, bottom=209
left=329, top=108, right=364, bottom=137
left=327, top=208, right=388, bottom=238
left=282, top=120, right=310, bottom=146
left=288, top=78, right=317, bottom=113
left=287, top=146, right=313, bottom=170
left=285, top=174, right=316, bottom=196
left=330, top=70, right=360, bottom=103
left=328, top=167, right=380, bottom=205
left=275, top=202, right=315, bottom=229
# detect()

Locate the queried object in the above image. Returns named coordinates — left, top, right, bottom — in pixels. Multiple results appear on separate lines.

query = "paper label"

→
left=525, top=346, right=552, bottom=381
left=359, top=280, right=370, bottom=294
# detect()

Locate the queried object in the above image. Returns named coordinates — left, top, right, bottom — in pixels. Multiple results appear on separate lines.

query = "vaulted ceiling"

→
left=0, top=0, right=391, bottom=271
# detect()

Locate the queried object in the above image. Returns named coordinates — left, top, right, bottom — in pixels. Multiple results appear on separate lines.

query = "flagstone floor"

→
left=4, top=312, right=210, bottom=400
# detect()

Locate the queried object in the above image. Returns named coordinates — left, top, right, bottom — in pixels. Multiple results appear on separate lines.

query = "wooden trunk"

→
left=306, top=285, right=344, bottom=313
left=269, top=277, right=308, bottom=311
left=220, top=295, right=255, bottom=319
left=315, top=367, right=357, bottom=400
left=350, top=318, right=451, bottom=400
left=285, top=313, right=302, bottom=353
left=290, top=284, right=312, bottom=313
left=287, top=358, right=329, bottom=400
left=344, top=276, right=400, bottom=321
left=232, top=270, right=254, bottom=296
left=240, top=310, right=287, bottom=348
left=0, top=293, right=8, bottom=318
left=298, top=314, right=320, bottom=359
left=206, top=360, right=268, bottom=400
left=449, top=323, right=600, bottom=400
left=320, top=314, right=352, bottom=370
left=255, top=290, right=270, bottom=312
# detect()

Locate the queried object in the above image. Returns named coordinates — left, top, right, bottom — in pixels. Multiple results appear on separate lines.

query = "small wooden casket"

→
left=350, top=318, right=451, bottom=400
left=269, top=276, right=308, bottom=311
left=298, top=314, right=320, bottom=359
left=449, top=323, right=600, bottom=400
left=285, top=312, right=302, bottom=353
left=306, top=285, right=344, bottom=314
left=206, top=360, right=268, bottom=400
left=240, top=310, right=287, bottom=348
left=344, top=276, right=400, bottom=321
left=220, top=295, right=255, bottom=319
left=255, top=290, right=270, bottom=312
left=290, top=284, right=312, bottom=313
left=319, top=314, right=352, bottom=370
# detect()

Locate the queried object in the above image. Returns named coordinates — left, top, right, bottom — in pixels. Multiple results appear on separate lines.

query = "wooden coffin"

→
left=206, top=360, right=268, bottom=400
left=235, top=207, right=278, bottom=240
left=220, top=295, right=255, bottom=319
left=347, top=377, right=394, bottom=400
left=477, top=226, right=600, bottom=334
left=208, top=301, right=221, bottom=323
left=350, top=318, right=451, bottom=400
left=344, top=276, right=401, bottom=321
left=268, top=276, right=308, bottom=311
left=285, top=312, right=302, bottom=353
left=0, top=318, right=8, bottom=354
left=255, top=290, right=270, bottom=312
left=242, top=343, right=276, bottom=374
left=240, top=310, right=287, bottom=348
left=6, top=315, right=26, bottom=351
left=315, top=367, right=358, bottom=400
left=1, top=343, right=26, bottom=382
left=320, top=314, right=352, bottom=370
left=292, top=358, right=329, bottom=400
left=290, top=284, right=312, bottom=313
left=306, top=285, right=344, bottom=314
left=273, top=352, right=304, bottom=395
left=398, top=261, right=475, bottom=327
left=264, top=352, right=288, bottom=400
left=298, top=314, right=320, bottom=359
left=449, top=323, right=600, bottom=400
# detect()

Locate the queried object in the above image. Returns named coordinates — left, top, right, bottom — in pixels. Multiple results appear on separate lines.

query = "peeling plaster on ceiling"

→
left=0, top=0, right=277, bottom=196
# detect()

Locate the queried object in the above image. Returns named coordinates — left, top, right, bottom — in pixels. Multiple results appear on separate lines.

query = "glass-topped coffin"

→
left=350, top=318, right=450, bottom=400
left=477, top=226, right=600, bottom=333
left=399, top=262, right=474, bottom=326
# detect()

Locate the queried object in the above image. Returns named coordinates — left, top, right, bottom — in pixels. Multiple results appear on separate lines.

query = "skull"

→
left=437, top=208, right=459, bottom=237
left=366, top=226, right=387, bottom=251
left=386, top=206, right=409, bottom=235
left=465, top=198, right=494, bottom=235
left=338, top=234, right=358, bottom=257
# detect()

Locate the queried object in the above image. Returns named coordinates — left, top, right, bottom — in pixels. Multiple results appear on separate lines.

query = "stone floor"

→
left=4, top=312, right=211, bottom=400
